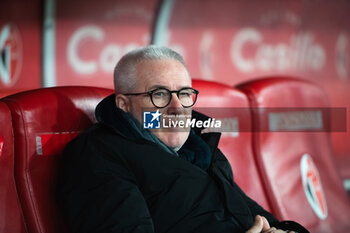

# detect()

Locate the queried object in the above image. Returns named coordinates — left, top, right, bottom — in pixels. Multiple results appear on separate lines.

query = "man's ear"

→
left=115, top=94, right=130, bottom=112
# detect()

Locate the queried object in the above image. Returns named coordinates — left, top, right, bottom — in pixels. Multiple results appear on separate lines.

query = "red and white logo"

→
left=0, top=23, right=22, bottom=87
left=300, top=153, right=328, bottom=220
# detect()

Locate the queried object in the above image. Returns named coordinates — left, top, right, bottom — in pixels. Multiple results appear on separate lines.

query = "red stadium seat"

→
left=192, top=80, right=272, bottom=212
left=0, top=102, right=27, bottom=233
left=1, top=87, right=113, bottom=233
left=237, top=77, right=350, bottom=232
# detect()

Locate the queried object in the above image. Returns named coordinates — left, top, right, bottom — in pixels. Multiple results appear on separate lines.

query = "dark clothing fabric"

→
left=178, top=130, right=212, bottom=171
left=58, top=94, right=278, bottom=233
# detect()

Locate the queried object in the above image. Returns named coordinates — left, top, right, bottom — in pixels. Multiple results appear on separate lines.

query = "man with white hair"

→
left=59, top=46, right=306, bottom=233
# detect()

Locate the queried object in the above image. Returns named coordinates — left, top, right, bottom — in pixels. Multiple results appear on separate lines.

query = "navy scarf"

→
left=178, top=130, right=212, bottom=171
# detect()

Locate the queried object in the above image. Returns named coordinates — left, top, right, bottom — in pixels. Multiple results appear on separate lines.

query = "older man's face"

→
left=128, top=58, right=192, bottom=150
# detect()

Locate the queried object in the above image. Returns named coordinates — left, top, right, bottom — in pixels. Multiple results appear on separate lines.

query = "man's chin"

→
left=169, top=145, right=182, bottom=152
left=157, top=132, right=189, bottom=151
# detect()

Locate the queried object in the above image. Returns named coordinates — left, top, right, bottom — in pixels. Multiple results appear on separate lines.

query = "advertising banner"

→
left=0, top=0, right=41, bottom=97
left=158, top=0, right=350, bottom=84
left=54, top=0, right=158, bottom=88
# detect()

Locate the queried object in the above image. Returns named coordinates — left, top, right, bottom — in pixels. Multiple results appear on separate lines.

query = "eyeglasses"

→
left=124, top=87, right=199, bottom=108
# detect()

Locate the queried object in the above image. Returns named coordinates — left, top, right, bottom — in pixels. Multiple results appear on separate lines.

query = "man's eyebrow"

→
left=148, top=85, right=192, bottom=90
left=149, top=85, right=168, bottom=90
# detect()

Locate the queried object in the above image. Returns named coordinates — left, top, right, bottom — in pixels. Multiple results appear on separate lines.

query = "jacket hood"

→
left=95, top=94, right=143, bottom=140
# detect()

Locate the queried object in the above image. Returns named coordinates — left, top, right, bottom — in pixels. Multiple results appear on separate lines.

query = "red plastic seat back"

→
left=2, top=87, right=113, bottom=233
left=237, top=77, right=350, bottom=232
left=192, top=79, right=271, bottom=211
left=0, top=102, right=27, bottom=233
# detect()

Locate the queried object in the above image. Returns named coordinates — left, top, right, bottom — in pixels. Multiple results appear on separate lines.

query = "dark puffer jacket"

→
left=58, top=95, right=278, bottom=233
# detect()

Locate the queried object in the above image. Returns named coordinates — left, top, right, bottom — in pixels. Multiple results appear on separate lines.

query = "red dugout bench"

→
left=0, top=102, right=27, bottom=233
left=1, top=87, right=112, bottom=233
left=1, top=80, right=349, bottom=232
left=237, top=77, right=350, bottom=232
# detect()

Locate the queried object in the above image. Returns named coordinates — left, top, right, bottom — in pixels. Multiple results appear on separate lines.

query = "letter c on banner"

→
left=231, top=28, right=261, bottom=73
left=67, top=25, right=104, bottom=74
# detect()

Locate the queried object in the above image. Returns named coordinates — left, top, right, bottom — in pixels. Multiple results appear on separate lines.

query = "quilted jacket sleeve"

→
left=212, top=148, right=279, bottom=226
left=58, top=132, right=155, bottom=233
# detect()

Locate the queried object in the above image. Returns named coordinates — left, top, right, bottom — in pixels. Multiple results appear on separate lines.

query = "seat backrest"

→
left=237, top=77, right=350, bottom=232
left=2, top=87, right=113, bottom=233
left=0, top=102, right=27, bottom=233
left=192, top=79, right=271, bottom=212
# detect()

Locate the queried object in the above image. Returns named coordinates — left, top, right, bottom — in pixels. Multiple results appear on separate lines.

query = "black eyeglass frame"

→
left=123, top=87, right=199, bottom=108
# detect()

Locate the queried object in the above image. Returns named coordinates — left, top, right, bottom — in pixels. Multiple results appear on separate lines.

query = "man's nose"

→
left=168, top=93, right=183, bottom=108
